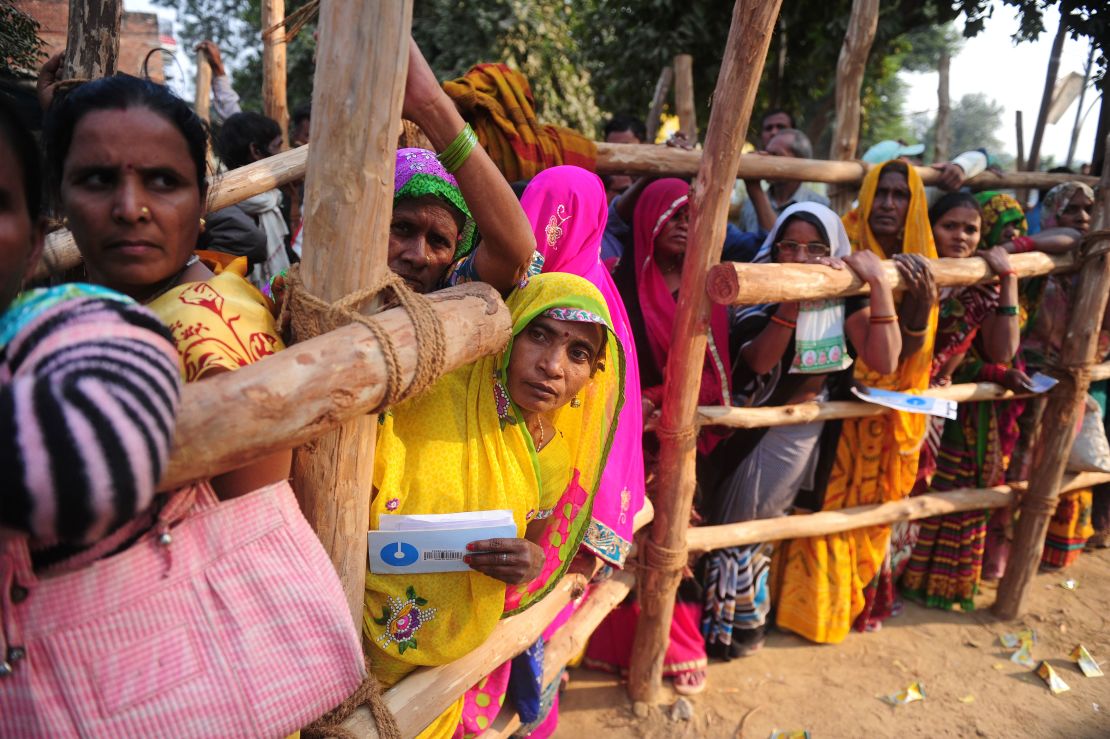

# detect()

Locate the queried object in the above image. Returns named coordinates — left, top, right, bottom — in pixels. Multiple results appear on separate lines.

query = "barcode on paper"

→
left=423, top=550, right=464, bottom=561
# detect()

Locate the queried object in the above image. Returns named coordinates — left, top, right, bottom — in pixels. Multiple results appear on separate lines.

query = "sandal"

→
left=728, top=626, right=766, bottom=658
left=672, top=669, right=707, bottom=696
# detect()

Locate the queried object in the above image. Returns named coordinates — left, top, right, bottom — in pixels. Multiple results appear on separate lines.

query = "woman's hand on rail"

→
left=1002, top=368, right=1035, bottom=394
left=842, top=250, right=883, bottom=283
left=465, top=537, right=544, bottom=585
left=980, top=246, right=1014, bottom=278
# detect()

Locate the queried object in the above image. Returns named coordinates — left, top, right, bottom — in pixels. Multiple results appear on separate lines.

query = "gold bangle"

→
left=903, top=324, right=929, bottom=337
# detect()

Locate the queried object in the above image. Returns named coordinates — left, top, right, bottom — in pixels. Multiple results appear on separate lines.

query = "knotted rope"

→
left=302, top=655, right=401, bottom=739
left=278, top=266, right=447, bottom=411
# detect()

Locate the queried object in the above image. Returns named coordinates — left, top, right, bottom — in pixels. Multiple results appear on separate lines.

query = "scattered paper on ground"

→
left=879, top=682, right=926, bottom=706
left=1072, top=645, right=1104, bottom=678
left=1037, top=662, right=1071, bottom=695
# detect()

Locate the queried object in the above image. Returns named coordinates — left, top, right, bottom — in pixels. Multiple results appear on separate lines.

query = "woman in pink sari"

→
left=456, top=166, right=645, bottom=737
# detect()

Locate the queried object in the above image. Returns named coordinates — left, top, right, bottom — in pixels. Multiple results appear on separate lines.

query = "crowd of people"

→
left=0, top=33, right=1103, bottom=739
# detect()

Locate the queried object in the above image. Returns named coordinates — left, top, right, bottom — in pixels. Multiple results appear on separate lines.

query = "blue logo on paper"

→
left=906, top=397, right=927, bottom=406
left=381, top=541, right=419, bottom=566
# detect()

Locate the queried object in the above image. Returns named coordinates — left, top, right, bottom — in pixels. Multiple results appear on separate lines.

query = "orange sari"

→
left=774, top=162, right=938, bottom=643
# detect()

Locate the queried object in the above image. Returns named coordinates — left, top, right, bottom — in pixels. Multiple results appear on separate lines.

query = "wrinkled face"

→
left=653, top=204, right=689, bottom=262
left=0, top=137, right=44, bottom=311
left=760, top=112, right=791, bottom=148
left=506, top=315, right=605, bottom=416
left=868, top=170, right=911, bottom=248
left=774, top=219, right=829, bottom=264
left=1056, top=191, right=1093, bottom=234
left=388, top=196, right=462, bottom=293
left=932, top=206, right=981, bottom=259
left=62, top=107, right=204, bottom=301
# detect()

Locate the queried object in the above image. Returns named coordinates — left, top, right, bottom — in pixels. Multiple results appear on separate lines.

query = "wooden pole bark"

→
left=827, top=0, right=879, bottom=214
left=674, top=54, right=697, bottom=141
left=261, top=0, right=290, bottom=147
left=1066, top=44, right=1095, bottom=168
left=934, top=47, right=951, bottom=163
left=1016, top=110, right=1028, bottom=206
left=195, top=52, right=212, bottom=122
left=291, top=0, right=413, bottom=626
left=995, top=138, right=1110, bottom=620
left=646, top=66, right=674, bottom=143
left=160, top=284, right=510, bottom=489
left=63, top=0, right=122, bottom=80
left=1026, top=19, right=1067, bottom=174
left=706, top=251, right=1074, bottom=305
left=686, top=472, right=1110, bottom=552
left=627, top=0, right=783, bottom=703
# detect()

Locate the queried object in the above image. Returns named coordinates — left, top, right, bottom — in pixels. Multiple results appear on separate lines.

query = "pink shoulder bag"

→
left=0, top=481, right=365, bottom=737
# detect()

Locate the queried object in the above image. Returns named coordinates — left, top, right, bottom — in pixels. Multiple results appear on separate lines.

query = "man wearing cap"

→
left=739, top=128, right=830, bottom=232
left=862, top=139, right=987, bottom=204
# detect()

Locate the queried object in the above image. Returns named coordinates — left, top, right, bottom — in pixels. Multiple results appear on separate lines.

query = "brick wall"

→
left=15, top=0, right=167, bottom=82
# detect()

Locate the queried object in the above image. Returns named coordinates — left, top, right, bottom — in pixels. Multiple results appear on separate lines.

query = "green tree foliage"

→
left=913, top=93, right=1013, bottom=165
left=1, top=0, right=46, bottom=78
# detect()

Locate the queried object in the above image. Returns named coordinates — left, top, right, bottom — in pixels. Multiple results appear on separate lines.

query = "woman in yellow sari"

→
left=365, top=272, right=624, bottom=737
left=775, top=160, right=938, bottom=643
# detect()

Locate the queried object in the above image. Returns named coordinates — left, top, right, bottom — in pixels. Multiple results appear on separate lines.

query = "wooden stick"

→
left=63, top=0, right=121, bottom=80
left=628, top=0, right=783, bottom=704
left=934, top=47, right=951, bottom=162
left=290, top=0, right=413, bottom=626
left=1090, top=360, right=1110, bottom=382
left=483, top=571, right=637, bottom=739
left=674, top=54, right=696, bottom=141
left=995, top=135, right=1110, bottom=620
left=195, top=51, right=212, bottom=122
left=706, top=251, right=1075, bottom=306
left=159, top=283, right=510, bottom=489
left=261, top=0, right=290, bottom=147
left=1026, top=21, right=1067, bottom=174
left=686, top=472, right=1110, bottom=552
left=697, top=381, right=1028, bottom=429
left=827, top=0, right=878, bottom=213
left=646, top=66, right=674, bottom=143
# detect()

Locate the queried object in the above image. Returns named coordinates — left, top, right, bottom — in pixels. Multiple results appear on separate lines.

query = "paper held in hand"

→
left=368, top=509, right=518, bottom=575
left=851, top=386, right=958, bottom=419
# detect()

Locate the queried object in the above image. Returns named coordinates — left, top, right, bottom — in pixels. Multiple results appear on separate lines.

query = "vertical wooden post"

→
left=1016, top=110, right=1028, bottom=206
left=262, top=0, right=290, bottom=147
left=195, top=52, right=212, bottom=122
left=291, top=0, right=413, bottom=627
left=934, top=48, right=951, bottom=163
left=1026, top=19, right=1067, bottom=174
left=674, top=54, right=697, bottom=141
left=1065, top=44, right=1095, bottom=168
left=646, top=66, right=674, bottom=144
left=63, top=0, right=122, bottom=80
left=994, top=135, right=1110, bottom=620
left=827, top=0, right=879, bottom=214
left=627, top=0, right=784, bottom=703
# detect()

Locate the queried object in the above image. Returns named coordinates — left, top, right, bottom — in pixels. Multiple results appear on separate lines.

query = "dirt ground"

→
left=556, top=548, right=1110, bottom=738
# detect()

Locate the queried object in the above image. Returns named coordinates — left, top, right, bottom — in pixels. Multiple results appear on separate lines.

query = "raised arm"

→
left=1001, top=227, right=1081, bottom=255
left=401, top=38, right=534, bottom=294
left=891, top=253, right=937, bottom=363
left=976, top=246, right=1020, bottom=364
left=843, top=251, right=901, bottom=374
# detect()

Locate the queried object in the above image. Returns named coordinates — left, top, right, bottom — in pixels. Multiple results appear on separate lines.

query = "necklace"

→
left=536, top=415, right=545, bottom=448
left=143, top=254, right=200, bottom=305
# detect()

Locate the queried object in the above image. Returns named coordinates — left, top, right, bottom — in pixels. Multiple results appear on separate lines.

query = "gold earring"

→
left=62, top=216, right=69, bottom=228
left=570, top=396, right=581, bottom=408
left=199, top=217, right=206, bottom=233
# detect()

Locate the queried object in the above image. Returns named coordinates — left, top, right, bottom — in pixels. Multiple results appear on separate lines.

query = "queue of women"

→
left=0, top=34, right=1102, bottom=738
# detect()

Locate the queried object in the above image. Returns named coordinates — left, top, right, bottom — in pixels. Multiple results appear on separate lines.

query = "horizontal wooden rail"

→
left=707, top=251, right=1075, bottom=305
left=34, top=146, right=310, bottom=280
left=593, top=142, right=1098, bottom=191
left=160, top=282, right=510, bottom=489
left=36, top=140, right=1095, bottom=279
left=339, top=499, right=654, bottom=737
left=698, top=381, right=1028, bottom=429
left=686, top=471, right=1110, bottom=552
left=1090, top=361, right=1110, bottom=382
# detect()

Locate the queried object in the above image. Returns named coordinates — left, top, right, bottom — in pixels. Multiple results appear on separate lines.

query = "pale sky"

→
left=130, top=0, right=1100, bottom=167
left=901, top=3, right=1099, bottom=167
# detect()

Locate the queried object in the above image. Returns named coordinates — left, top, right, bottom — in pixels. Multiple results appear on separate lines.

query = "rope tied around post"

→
left=653, top=423, right=699, bottom=445
left=302, top=655, right=401, bottom=739
left=278, top=265, right=447, bottom=411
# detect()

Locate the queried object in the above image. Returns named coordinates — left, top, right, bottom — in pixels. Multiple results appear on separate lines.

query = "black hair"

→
left=761, top=109, right=795, bottom=129
left=42, top=75, right=209, bottom=204
left=216, top=111, right=281, bottom=170
left=771, top=210, right=829, bottom=261
left=881, top=159, right=909, bottom=178
left=0, top=87, right=43, bottom=221
left=291, top=103, right=311, bottom=127
left=604, top=113, right=647, bottom=143
left=929, top=191, right=981, bottom=225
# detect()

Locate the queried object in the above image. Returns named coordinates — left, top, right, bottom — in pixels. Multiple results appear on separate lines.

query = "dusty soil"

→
left=556, top=548, right=1110, bottom=738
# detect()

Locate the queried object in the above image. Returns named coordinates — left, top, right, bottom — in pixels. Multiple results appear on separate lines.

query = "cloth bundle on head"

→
left=393, top=147, right=478, bottom=259
left=1041, top=181, right=1094, bottom=229
left=976, top=191, right=1027, bottom=247
left=364, top=273, right=624, bottom=693
left=442, top=64, right=597, bottom=183
left=520, top=165, right=645, bottom=567
left=624, top=178, right=732, bottom=454
left=749, top=202, right=854, bottom=374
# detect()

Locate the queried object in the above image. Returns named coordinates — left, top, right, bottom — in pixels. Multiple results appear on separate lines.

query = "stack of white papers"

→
left=368, top=509, right=517, bottom=574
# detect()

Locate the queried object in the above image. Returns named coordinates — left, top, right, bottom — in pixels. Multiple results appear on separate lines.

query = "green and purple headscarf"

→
left=394, top=147, right=478, bottom=259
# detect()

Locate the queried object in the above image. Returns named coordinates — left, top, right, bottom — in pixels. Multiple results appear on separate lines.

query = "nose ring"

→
left=140, top=206, right=151, bottom=218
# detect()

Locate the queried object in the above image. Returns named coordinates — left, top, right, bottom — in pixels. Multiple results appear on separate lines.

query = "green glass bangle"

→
left=996, top=304, right=1019, bottom=316
left=437, top=123, right=477, bottom=173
